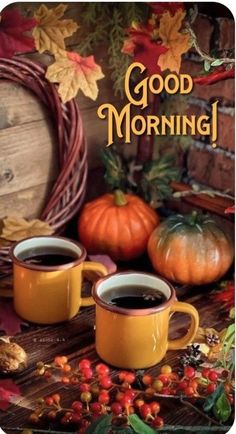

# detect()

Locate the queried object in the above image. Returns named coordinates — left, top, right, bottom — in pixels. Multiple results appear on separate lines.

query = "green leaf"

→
left=203, top=383, right=224, bottom=412
left=204, top=60, right=211, bottom=71
left=213, top=392, right=231, bottom=422
left=128, top=414, right=155, bottom=434
left=85, top=415, right=112, bottom=434
left=211, top=59, right=224, bottom=67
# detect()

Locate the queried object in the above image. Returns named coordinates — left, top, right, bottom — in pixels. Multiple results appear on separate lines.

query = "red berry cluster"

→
left=141, top=364, right=233, bottom=402
left=32, top=357, right=234, bottom=432
left=32, top=358, right=165, bottom=432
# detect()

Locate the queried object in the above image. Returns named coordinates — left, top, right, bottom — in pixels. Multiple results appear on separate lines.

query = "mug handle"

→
left=168, top=301, right=199, bottom=350
left=81, top=261, right=108, bottom=307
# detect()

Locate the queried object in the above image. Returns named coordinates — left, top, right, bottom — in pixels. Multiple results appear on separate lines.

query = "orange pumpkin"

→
left=148, top=212, right=234, bottom=285
left=78, top=190, right=159, bottom=261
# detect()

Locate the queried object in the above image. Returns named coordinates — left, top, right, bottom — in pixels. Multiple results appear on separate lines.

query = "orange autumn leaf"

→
left=33, top=4, right=78, bottom=55
left=158, top=9, right=190, bottom=74
left=46, top=52, right=104, bottom=102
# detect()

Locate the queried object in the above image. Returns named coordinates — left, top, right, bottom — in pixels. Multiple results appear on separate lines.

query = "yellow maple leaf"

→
left=46, top=52, right=104, bottom=102
left=33, top=4, right=79, bottom=54
left=157, top=9, right=190, bottom=74
left=1, top=217, right=54, bottom=241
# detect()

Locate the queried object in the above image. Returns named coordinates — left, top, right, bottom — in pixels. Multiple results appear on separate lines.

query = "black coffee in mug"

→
left=108, top=285, right=166, bottom=309
left=20, top=247, right=78, bottom=266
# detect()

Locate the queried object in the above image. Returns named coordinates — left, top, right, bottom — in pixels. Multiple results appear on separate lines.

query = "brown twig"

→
left=186, top=23, right=235, bottom=65
left=180, top=397, right=222, bottom=426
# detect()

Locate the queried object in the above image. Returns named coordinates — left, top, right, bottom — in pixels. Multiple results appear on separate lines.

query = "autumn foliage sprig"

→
left=0, top=4, right=104, bottom=103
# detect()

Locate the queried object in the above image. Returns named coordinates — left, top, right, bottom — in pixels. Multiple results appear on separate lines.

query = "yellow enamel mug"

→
left=10, top=236, right=107, bottom=324
left=93, top=272, right=199, bottom=369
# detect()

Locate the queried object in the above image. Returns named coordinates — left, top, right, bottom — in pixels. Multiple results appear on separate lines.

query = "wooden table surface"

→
left=0, top=279, right=233, bottom=434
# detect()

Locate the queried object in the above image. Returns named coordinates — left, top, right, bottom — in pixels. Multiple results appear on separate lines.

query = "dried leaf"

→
left=158, top=9, right=190, bottom=73
left=33, top=4, right=79, bottom=54
left=1, top=217, right=54, bottom=241
left=0, top=379, right=21, bottom=411
left=46, top=51, right=104, bottom=102
left=0, top=9, right=36, bottom=58
left=0, top=300, right=27, bottom=335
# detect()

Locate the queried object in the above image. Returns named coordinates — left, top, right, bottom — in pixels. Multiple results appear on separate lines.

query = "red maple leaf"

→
left=122, top=26, right=168, bottom=76
left=0, top=300, right=27, bottom=335
left=0, top=379, right=21, bottom=411
left=0, top=9, right=37, bottom=58
left=149, top=2, right=184, bottom=15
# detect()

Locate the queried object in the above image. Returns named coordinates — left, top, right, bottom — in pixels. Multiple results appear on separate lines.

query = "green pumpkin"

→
left=148, top=212, right=234, bottom=285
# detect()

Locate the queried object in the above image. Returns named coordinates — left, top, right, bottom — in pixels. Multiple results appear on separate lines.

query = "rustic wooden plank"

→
left=0, top=285, right=232, bottom=432
left=0, top=81, right=50, bottom=129
left=0, top=182, right=54, bottom=220
left=0, top=120, right=58, bottom=196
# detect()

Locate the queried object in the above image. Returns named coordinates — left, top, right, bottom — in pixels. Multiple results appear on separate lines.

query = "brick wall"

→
left=181, top=12, right=234, bottom=195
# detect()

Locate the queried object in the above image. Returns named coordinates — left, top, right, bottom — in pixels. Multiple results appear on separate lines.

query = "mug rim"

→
left=10, top=235, right=87, bottom=271
left=92, top=271, right=176, bottom=316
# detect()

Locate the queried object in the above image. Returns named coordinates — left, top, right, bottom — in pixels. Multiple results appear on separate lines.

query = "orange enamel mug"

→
left=93, top=272, right=199, bottom=369
left=10, top=236, right=107, bottom=324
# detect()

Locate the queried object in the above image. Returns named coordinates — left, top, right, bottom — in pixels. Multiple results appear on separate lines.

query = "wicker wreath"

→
left=0, top=57, right=88, bottom=276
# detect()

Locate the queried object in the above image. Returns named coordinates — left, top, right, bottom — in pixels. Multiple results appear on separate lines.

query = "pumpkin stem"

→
left=113, top=189, right=128, bottom=206
left=189, top=210, right=199, bottom=225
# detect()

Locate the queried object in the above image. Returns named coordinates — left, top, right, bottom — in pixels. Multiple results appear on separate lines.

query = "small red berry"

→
left=71, top=413, right=82, bottom=424
left=44, top=370, right=52, bottom=379
left=162, top=387, right=171, bottom=395
left=157, top=374, right=170, bottom=385
left=178, top=381, right=188, bottom=390
left=90, top=402, right=102, bottom=414
left=54, top=356, right=68, bottom=367
left=79, top=383, right=91, bottom=392
left=134, top=398, right=145, bottom=408
left=206, top=383, right=217, bottom=394
left=96, top=363, right=110, bottom=376
left=52, top=393, right=60, bottom=404
left=98, top=390, right=110, bottom=405
left=63, top=364, right=71, bottom=373
left=45, top=396, right=54, bottom=406
left=78, top=359, right=91, bottom=370
left=72, top=401, right=83, bottom=413
left=184, top=386, right=195, bottom=396
left=82, top=367, right=93, bottom=380
left=124, top=389, right=136, bottom=400
left=150, top=401, right=160, bottom=415
left=61, top=376, right=70, bottom=384
left=208, top=371, right=219, bottom=382
left=111, top=402, right=123, bottom=415
left=142, top=374, right=153, bottom=386
left=99, top=376, right=112, bottom=389
left=202, top=368, right=211, bottom=379
left=120, top=395, right=132, bottom=408
left=152, top=416, right=164, bottom=427
left=184, top=366, right=195, bottom=379
left=140, top=404, right=152, bottom=419
left=116, top=391, right=124, bottom=402
left=221, top=369, right=229, bottom=379
left=71, top=376, right=79, bottom=385
left=124, top=372, right=136, bottom=384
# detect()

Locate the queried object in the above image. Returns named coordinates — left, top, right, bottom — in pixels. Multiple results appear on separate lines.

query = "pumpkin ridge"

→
left=83, top=203, right=111, bottom=249
left=133, top=205, right=156, bottom=236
